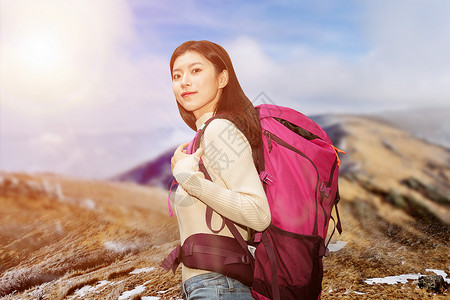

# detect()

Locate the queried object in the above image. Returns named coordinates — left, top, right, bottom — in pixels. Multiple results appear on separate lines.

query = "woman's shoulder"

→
left=205, top=117, right=236, bottom=131
left=202, top=117, right=250, bottom=148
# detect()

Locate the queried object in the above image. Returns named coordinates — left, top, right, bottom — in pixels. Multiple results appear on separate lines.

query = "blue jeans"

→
left=180, top=272, right=253, bottom=300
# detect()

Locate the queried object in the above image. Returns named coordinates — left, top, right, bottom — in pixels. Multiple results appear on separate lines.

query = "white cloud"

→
left=359, top=0, right=450, bottom=104
left=36, top=133, right=64, bottom=146
left=4, top=0, right=447, bottom=131
left=225, top=36, right=358, bottom=113
left=225, top=0, right=450, bottom=114
left=2, top=0, right=449, bottom=178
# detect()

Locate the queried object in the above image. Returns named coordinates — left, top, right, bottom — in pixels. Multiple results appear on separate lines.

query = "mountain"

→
left=111, top=114, right=350, bottom=189
left=375, top=106, right=450, bottom=149
left=113, top=108, right=450, bottom=191
left=1, top=113, right=449, bottom=299
left=2, top=107, right=447, bottom=181
left=110, top=147, right=175, bottom=190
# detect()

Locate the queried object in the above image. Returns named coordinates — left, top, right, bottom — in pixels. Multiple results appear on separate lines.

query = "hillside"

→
left=1, top=114, right=449, bottom=299
left=0, top=174, right=180, bottom=299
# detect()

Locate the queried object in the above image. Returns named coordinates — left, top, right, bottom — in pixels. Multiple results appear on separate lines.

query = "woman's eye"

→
left=192, top=68, right=201, bottom=74
left=173, top=74, right=181, bottom=80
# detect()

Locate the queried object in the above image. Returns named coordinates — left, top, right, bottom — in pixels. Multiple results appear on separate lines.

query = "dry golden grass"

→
left=319, top=116, right=450, bottom=299
left=0, top=174, right=181, bottom=299
left=1, top=115, right=449, bottom=299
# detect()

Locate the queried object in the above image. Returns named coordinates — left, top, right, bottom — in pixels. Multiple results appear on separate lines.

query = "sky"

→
left=1, top=0, right=450, bottom=177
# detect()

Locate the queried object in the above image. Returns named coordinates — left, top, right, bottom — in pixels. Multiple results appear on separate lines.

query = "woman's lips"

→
left=181, top=91, right=197, bottom=97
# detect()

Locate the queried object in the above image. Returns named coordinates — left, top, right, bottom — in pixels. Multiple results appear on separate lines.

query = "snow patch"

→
left=42, top=180, right=64, bottom=200
left=82, top=198, right=96, bottom=210
left=141, top=297, right=161, bottom=300
left=328, top=241, right=347, bottom=252
left=119, top=285, right=146, bottom=299
left=365, top=274, right=420, bottom=284
left=55, top=220, right=64, bottom=234
left=130, top=267, right=155, bottom=274
left=104, top=241, right=137, bottom=253
left=365, top=269, right=450, bottom=285
left=104, top=241, right=128, bottom=253
left=70, top=280, right=112, bottom=298
left=74, top=285, right=94, bottom=297
left=96, top=280, right=111, bottom=289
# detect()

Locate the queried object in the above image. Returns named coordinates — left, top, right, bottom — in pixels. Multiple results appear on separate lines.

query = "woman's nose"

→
left=181, top=74, right=191, bottom=88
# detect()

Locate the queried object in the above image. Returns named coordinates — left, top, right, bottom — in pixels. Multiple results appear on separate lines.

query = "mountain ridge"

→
left=1, top=112, right=449, bottom=298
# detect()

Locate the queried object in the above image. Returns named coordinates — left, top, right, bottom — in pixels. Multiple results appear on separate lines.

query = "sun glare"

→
left=17, top=32, right=66, bottom=73
left=0, top=0, right=104, bottom=112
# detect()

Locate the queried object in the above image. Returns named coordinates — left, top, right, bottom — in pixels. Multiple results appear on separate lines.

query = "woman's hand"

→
left=171, top=142, right=204, bottom=172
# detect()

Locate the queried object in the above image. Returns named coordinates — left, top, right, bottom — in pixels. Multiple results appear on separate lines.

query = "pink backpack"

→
left=162, top=104, right=343, bottom=300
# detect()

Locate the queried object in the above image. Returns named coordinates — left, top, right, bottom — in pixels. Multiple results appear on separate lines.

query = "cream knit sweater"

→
left=172, top=112, right=271, bottom=282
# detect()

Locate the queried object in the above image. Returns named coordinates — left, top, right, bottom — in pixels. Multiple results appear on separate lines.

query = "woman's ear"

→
left=218, top=70, right=229, bottom=89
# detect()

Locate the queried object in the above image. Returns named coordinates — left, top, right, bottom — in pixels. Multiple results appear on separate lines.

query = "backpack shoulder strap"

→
left=190, top=114, right=259, bottom=238
left=191, top=113, right=260, bottom=166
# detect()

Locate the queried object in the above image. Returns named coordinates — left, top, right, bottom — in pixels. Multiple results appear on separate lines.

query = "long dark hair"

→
left=170, top=40, right=261, bottom=148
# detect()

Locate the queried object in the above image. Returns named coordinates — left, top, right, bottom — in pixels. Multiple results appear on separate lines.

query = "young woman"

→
left=168, top=40, right=271, bottom=299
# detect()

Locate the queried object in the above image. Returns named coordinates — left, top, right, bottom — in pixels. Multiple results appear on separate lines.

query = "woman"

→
left=169, top=40, right=271, bottom=300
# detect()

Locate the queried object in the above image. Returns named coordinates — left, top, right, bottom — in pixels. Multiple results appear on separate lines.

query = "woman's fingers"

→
left=175, top=142, right=190, bottom=154
left=172, top=142, right=200, bottom=172
left=194, top=147, right=204, bottom=158
left=171, top=142, right=204, bottom=173
left=171, top=156, right=175, bottom=172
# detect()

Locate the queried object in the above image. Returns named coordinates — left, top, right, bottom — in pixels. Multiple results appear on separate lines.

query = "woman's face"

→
left=172, top=51, right=227, bottom=120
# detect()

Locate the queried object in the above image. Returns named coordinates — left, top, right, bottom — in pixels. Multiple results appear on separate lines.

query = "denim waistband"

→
left=181, top=272, right=237, bottom=295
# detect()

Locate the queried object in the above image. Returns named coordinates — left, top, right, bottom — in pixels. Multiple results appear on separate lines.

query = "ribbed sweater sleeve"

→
left=173, top=119, right=271, bottom=232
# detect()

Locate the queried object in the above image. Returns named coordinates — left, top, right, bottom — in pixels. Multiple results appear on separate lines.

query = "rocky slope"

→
left=1, top=114, right=449, bottom=299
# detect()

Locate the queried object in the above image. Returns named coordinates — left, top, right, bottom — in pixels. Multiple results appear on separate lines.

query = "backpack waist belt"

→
left=161, top=233, right=254, bottom=287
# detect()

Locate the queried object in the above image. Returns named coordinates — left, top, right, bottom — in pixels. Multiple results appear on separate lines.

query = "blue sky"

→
left=130, top=1, right=364, bottom=56
left=136, top=1, right=366, bottom=57
left=1, top=0, right=450, bottom=177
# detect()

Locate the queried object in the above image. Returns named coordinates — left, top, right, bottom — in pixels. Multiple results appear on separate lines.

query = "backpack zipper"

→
left=263, top=130, right=321, bottom=236
left=264, top=130, right=319, bottom=175
left=264, top=131, right=273, bottom=153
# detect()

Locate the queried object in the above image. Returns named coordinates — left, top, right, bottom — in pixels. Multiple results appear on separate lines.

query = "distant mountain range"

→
left=111, top=114, right=347, bottom=189
left=110, top=147, right=174, bottom=189
left=2, top=107, right=448, bottom=182
left=374, top=107, right=450, bottom=149
left=112, top=107, right=450, bottom=189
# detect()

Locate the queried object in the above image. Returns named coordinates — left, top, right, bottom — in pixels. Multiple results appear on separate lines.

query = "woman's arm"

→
left=172, top=119, right=271, bottom=231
